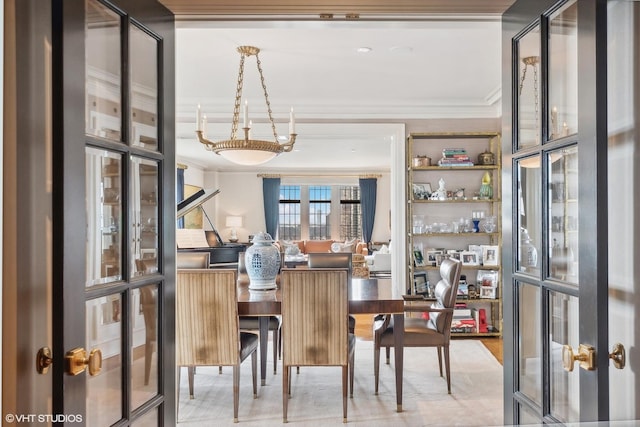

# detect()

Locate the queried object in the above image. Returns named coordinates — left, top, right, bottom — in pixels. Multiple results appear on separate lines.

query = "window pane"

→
left=548, top=146, right=578, bottom=283
left=279, top=185, right=300, bottom=240
left=517, top=25, right=541, bottom=149
left=85, top=0, right=122, bottom=141
left=549, top=0, right=578, bottom=141
left=86, top=148, right=122, bottom=286
left=309, top=186, right=331, bottom=240
left=340, top=186, right=362, bottom=241
left=516, top=156, right=541, bottom=276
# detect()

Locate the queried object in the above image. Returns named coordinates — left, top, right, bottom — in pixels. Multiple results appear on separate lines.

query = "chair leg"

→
left=444, top=345, right=452, bottom=394
left=219, top=366, right=223, bottom=374
left=144, top=339, right=153, bottom=385
left=385, top=346, right=391, bottom=364
left=349, top=352, right=355, bottom=398
left=437, top=346, right=443, bottom=377
left=342, top=365, right=348, bottom=423
left=188, top=366, right=195, bottom=399
left=283, top=364, right=289, bottom=423
left=273, top=329, right=278, bottom=374
left=233, top=364, right=240, bottom=423
left=374, top=340, right=380, bottom=395
left=278, top=328, right=282, bottom=360
left=252, top=350, right=258, bottom=398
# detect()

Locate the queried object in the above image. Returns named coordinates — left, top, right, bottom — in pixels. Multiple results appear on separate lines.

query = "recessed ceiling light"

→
left=389, top=46, right=413, bottom=54
left=356, top=47, right=372, bottom=53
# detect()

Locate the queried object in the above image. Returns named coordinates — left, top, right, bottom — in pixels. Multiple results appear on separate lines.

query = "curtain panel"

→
left=262, top=177, right=281, bottom=238
left=359, top=178, right=377, bottom=244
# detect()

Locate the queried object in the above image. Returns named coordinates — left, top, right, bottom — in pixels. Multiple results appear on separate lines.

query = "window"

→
left=279, top=184, right=361, bottom=241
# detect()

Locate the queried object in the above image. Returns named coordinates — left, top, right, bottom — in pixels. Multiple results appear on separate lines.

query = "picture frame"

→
left=468, top=244, right=484, bottom=265
left=460, top=251, right=479, bottom=266
left=476, top=270, right=498, bottom=289
left=413, top=249, right=426, bottom=267
left=413, top=272, right=428, bottom=295
left=412, top=183, right=432, bottom=200
left=479, top=286, right=497, bottom=299
left=425, top=249, right=443, bottom=267
left=481, top=245, right=499, bottom=266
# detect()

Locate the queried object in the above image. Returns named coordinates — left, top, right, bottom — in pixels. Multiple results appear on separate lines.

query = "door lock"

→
left=609, top=343, right=626, bottom=370
left=562, top=344, right=596, bottom=372
left=64, top=347, right=102, bottom=376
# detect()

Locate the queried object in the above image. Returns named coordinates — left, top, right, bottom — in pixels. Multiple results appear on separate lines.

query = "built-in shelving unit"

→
left=407, top=132, right=502, bottom=337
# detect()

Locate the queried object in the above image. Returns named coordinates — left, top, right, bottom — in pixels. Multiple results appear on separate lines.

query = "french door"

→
left=502, top=0, right=622, bottom=424
left=52, top=0, right=175, bottom=424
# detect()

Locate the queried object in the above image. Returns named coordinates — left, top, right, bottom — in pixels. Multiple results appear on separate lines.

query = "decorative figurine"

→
left=479, top=171, right=493, bottom=199
left=430, top=177, right=448, bottom=200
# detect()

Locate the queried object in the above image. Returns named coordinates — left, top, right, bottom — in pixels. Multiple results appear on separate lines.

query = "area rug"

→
left=177, top=339, right=503, bottom=426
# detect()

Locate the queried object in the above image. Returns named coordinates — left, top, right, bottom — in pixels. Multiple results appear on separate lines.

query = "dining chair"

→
left=280, top=268, right=355, bottom=423
left=237, top=252, right=282, bottom=376
left=373, top=258, right=462, bottom=394
left=135, top=258, right=158, bottom=386
left=176, top=269, right=258, bottom=423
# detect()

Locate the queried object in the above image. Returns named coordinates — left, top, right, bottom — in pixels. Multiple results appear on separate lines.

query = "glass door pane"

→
left=548, top=0, right=578, bottom=141
left=516, top=156, right=541, bottom=275
left=130, top=25, right=158, bottom=151
left=86, top=294, right=123, bottom=425
left=549, top=291, right=580, bottom=423
left=517, top=25, right=541, bottom=149
left=86, top=148, right=122, bottom=286
left=131, top=157, right=158, bottom=276
left=518, top=282, right=541, bottom=404
left=85, top=0, right=122, bottom=141
left=132, top=284, right=159, bottom=408
left=548, top=146, right=578, bottom=284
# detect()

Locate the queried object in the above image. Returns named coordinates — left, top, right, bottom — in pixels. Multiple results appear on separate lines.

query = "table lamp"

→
left=225, top=215, right=243, bottom=242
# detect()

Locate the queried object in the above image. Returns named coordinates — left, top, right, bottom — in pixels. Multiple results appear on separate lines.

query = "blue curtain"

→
left=176, top=167, right=185, bottom=228
left=263, top=178, right=281, bottom=239
left=359, top=178, right=377, bottom=244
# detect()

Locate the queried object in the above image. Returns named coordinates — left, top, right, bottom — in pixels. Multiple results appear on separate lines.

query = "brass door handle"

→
left=562, top=344, right=596, bottom=372
left=64, top=347, right=102, bottom=376
left=36, top=347, right=53, bottom=374
left=609, top=343, right=626, bottom=370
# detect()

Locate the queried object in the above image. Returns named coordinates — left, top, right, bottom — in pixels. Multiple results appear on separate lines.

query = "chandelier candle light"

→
left=195, top=45, right=297, bottom=166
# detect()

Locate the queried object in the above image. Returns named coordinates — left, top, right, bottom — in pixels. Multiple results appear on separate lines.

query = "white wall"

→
left=607, top=1, right=639, bottom=420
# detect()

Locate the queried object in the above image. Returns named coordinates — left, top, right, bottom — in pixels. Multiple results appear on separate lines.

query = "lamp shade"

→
left=225, top=216, right=243, bottom=228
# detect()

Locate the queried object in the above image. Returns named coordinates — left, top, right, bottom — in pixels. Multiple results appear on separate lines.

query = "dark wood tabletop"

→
left=237, top=277, right=403, bottom=316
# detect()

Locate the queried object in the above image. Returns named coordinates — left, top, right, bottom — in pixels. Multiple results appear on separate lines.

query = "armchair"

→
left=373, top=258, right=462, bottom=394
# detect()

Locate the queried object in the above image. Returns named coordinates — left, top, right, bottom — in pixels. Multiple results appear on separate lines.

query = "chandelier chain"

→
left=255, top=53, right=279, bottom=141
left=231, top=53, right=246, bottom=140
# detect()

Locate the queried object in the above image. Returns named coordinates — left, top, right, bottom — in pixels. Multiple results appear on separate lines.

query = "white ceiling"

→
left=174, top=18, right=503, bottom=172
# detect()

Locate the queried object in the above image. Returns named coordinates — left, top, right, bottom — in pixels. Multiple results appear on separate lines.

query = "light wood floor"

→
left=352, top=314, right=503, bottom=365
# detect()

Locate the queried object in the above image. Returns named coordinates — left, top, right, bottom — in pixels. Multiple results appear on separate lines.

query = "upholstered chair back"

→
left=427, top=258, right=462, bottom=333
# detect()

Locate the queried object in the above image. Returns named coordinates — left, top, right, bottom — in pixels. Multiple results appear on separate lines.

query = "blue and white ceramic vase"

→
left=245, top=232, right=280, bottom=290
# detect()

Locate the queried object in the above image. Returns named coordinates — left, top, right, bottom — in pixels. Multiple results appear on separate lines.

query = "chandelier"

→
left=196, top=46, right=297, bottom=166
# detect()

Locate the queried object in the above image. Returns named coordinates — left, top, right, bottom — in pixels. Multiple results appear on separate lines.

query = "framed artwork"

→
left=412, top=183, right=432, bottom=200
left=425, top=249, right=442, bottom=266
left=183, top=184, right=203, bottom=229
left=460, top=251, right=479, bottom=266
left=480, top=286, right=497, bottom=299
left=413, top=249, right=426, bottom=267
left=476, top=270, right=499, bottom=289
left=482, top=245, right=499, bottom=266
left=413, top=272, right=428, bottom=294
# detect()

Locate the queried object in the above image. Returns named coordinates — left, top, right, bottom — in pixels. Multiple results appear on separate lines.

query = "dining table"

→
left=237, top=276, right=406, bottom=412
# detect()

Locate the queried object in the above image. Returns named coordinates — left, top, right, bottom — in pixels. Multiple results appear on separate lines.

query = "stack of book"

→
left=438, top=148, right=474, bottom=167
left=451, top=304, right=477, bottom=333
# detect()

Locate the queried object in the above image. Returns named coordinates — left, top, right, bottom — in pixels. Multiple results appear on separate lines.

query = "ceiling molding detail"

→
left=159, top=0, right=515, bottom=16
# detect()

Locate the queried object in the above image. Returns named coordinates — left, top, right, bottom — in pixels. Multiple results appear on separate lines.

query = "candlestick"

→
left=562, top=121, right=568, bottom=137
left=551, top=106, right=558, bottom=137
left=196, top=104, right=201, bottom=131
left=248, top=120, right=252, bottom=139
left=289, top=108, right=295, bottom=134
left=243, top=100, right=248, bottom=128
left=201, top=115, right=207, bottom=138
